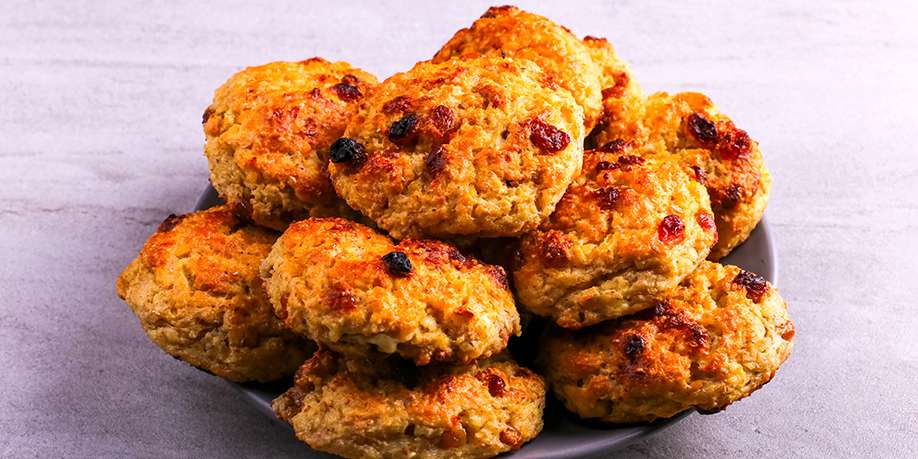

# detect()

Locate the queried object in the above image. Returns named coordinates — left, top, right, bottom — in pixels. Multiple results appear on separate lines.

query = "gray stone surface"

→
left=1, top=0, right=916, bottom=457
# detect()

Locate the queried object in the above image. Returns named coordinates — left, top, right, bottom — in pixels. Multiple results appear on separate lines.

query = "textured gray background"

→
left=2, top=0, right=917, bottom=457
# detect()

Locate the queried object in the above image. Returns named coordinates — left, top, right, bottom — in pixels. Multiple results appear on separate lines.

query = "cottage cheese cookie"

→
left=260, top=218, right=520, bottom=365
left=540, top=261, right=794, bottom=423
left=328, top=55, right=584, bottom=239
left=273, top=350, right=545, bottom=459
left=204, top=58, right=377, bottom=229
left=433, top=5, right=603, bottom=127
left=589, top=91, right=770, bottom=260
left=116, top=206, right=311, bottom=382
left=514, top=147, right=716, bottom=329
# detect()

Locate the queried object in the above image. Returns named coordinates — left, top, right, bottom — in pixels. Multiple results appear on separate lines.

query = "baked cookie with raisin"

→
left=274, top=350, right=545, bottom=459
left=260, top=218, right=520, bottom=365
left=204, top=58, right=377, bottom=229
left=513, top=147, right=716, bottom=329
left=327, top=55, right=584, bottom=240
left=433, top=5, right=603, bottom=128
left=540, top=261, right=794, bottom=423
left=588, top=90, right=770, bottom=260
left=116, top=206, right=311, bottom=382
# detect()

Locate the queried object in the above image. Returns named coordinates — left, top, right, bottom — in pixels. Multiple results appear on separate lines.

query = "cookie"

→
left=116, top=206, right=311, bottom=382
left=260, top=218, right=520, bottom=365
left=204, top=58, right=377, bottom=229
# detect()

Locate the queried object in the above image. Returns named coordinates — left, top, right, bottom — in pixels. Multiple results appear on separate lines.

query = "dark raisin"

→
left=388, top=113, right=420, bottom=145
left=691, top=165, right=706, bottom=183
left=714, top=184, right=742, bottom=210
left=595, top=160, right=618, bottom=171
left=687, top=113, right=718, bottom=144
left=332, top=82, right=362, bottom=101
left=616, top=155, right=644, bottom=169
left=623, top=335, right=645, bottom=360
left=529, top=120, right=570, bottom=152
left=329, top=138, right=367, bottom=164
left=733, top=270, right=769, bottom=302
left=599, top=139, right=627, bottom=153
left=424, top=145, right=448, bottom=178
left=657, top=215, right=685, bottom=244
left=594, top=186, right=623, bottom=210
left=382, top=95, right=412, bottom=114
left=382, top=251, right=412, bottom=277
left=404, top=424, right=416, bottom=436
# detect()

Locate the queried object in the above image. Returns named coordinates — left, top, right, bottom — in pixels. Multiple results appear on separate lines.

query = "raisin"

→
left=382, top=251, right=412, bottom=277
left=329, top=138, right=366, bottom=164
left=541, top=231, right=571, bottom=268
left=696, top=212, right=716, bottom=231
left=595, top=160, right=618, bottom=171
left=388, top=113, right=420, bottom=145
left=599, top=139, right=627, bottom=153
left=616, top=154, right=644, bottom=170
left=658, top=215, right=685, bottom=244
left=687, top=113, right=718, bottom=144
left=430, top=105, right=456, bottom=139
left=529, top=120, right=570, bottom=152
left=623, top=335, right=645, bottom=360
left=714, top=184, right=742, bottom=210
left=733, top=270, right=769, bottom=302
left=331, top=82, right=362, bottom=101
left=424, top=145, right=448, bottom=178
left=717, top=127, right=752, bottom=160
left=485, top=373, right=506, bottom=397
left=594, top=186, right=623, bottom=210
left=691, top=165, right=706, bottom=183
left=382, top=95, right=412, bottom=114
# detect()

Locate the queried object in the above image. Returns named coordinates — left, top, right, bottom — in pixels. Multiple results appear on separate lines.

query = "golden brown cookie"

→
left=204, top=58, right=378, bottom=229
left=274, top=350, right=545, bottom=459
left=260, top=218, right=520, bottom=365
left=588, top=90, right=770, bottom=260
left=116, top=206, right=311, bottom=382
left=328, top=56, right=585, bottom=239
left=513, top=147, right=716, bottom=329
left=433, top=5, right=603, bottom=128
left=540, top=261, right=794, bottom=423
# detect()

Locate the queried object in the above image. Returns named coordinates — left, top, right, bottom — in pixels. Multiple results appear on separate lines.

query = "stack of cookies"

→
left=116, top=6, right=795, bottom=458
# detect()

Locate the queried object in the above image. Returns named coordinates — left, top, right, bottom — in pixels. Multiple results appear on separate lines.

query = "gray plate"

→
left=195, top=186, right=778, bottom=458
